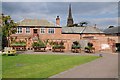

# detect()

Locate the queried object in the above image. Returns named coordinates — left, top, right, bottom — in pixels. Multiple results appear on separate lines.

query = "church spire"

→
left=67, top=4, right=74, bottom=27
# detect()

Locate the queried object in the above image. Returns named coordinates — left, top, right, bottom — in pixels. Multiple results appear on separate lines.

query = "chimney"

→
left=56, top=16, right=60, bottom=26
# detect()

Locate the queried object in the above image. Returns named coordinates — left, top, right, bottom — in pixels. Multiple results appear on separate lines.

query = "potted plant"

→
left=52, top=41, right=65, bottom=52
left=10, top=40, right=26, bottom=51
left=32, top=40, right=46, bottom=52
left=71, top=41, right=81, bottom=53
left=84, top=42, right=95, bottom=53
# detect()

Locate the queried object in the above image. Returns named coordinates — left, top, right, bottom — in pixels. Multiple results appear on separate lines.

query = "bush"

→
left=72, top=45, right=81, bottom=49
left=32, top=40, right=46, bottom=48
left=52, top=45, right=65, bottom=49
left=72, top=41, right=81, bottom=49
left=11, top=41, right=26, bottom=46
left=52, top=41, right=65, bottom=49
left=88, top=42, right=93, bottom=48
left=32, top=42, right=39, bottom=47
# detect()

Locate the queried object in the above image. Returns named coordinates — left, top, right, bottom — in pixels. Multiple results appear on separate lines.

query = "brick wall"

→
left=10, top=27, right=119, bottom=52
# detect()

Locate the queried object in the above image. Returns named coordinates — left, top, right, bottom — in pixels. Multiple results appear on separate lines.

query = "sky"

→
left=2, top=1, right=118, bottom=29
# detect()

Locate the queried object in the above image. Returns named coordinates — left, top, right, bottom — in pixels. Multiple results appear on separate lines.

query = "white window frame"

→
left=48, top=28, right=55, bottom=34
left=17, top=27, right=22, bottom=34
left=40, top=28, right=45, bottom=34
left=26, top=27, right=30, bottom=33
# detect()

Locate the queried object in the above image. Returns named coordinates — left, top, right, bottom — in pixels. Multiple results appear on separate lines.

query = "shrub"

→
left=32, top=40, right=46, bottom=48
left=11, top=41, right=26, bottom=46
left=72, top=41, right=81, bottom=49
left=52, top=45, right=65, bottom=49
left=52, top=41, right=65, bottom=49
left=87, top=42, right=93, bottom=48
left=60, top=41, right=64, bottom=45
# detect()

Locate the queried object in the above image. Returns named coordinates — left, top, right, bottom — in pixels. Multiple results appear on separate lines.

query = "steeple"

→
left=67, top=4, right=74, bottom=27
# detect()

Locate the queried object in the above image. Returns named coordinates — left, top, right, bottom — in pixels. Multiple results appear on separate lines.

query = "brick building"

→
left=10, top=17, right=118, bottom=52
left=9, top=4, right=119, bottom=52
left=104, top=27, right=120, bottom=52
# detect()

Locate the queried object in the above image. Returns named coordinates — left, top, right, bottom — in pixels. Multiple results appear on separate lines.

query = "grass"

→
left=2, top=54, right=100, bottom=78
left=0, top=55, right=2, bottom=79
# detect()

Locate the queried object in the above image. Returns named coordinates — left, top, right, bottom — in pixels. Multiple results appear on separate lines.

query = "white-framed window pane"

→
left=40, top=28, right=45, bottom=34
left=26, top=27, right=30, bottom=33
left=48, top=28, right=54, bottom=34
left=17, top=27, right=22, bottom=33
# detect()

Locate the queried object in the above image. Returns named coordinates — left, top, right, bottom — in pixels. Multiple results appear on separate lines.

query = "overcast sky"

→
left=2, top=2, right=118, bottom=29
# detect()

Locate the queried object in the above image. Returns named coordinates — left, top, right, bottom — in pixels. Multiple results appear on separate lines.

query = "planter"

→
left=84, top=46, right=95, bottom=53
left=11, top=46, right=26, bottom=51
left=71, top=48, right=81, bottom=53
left=71, top=44, right=81, bottom=53
left=11, top=41, right=26, bottom=51
left=52, top=48, right=64, bottom=52
left=32, top=40, right=46, bottom=52
left=52, top=45, right=65, bottom=52
left=33, top=46, right=46, bottom=52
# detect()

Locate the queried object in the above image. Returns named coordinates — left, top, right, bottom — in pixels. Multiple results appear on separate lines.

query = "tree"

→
left=79, top=21, right=88, bottom=27
left=108, top=26, right=114, bottom=28
left=68, top=23, right=78, bottom=27
left=1, top=13, right=17, bottom=48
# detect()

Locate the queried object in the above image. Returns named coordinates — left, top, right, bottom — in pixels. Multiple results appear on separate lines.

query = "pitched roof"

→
left=104, top=27, right=120, bottom=34
left=17, top=19, right=55, bottom=27
left=62, top=26, right=104, bottom=34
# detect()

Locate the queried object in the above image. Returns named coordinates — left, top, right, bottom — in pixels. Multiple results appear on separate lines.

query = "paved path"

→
left=20, top=50, right=99, bottom=56
left=50, top=53, right=118, bottom=78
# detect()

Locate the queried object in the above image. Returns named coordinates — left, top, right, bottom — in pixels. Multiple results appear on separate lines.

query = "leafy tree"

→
left=68, top=21, right=89, bottom=27
left=1, top=13, right=17, bottom=48
left=108, top=26, right=114, bottom=28
left=79, top=21, right=88, bottom=27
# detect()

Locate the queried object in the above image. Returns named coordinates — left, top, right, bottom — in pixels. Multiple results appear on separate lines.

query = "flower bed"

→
left=84, top=42, right=95, bottom=53
left=32, top=40, right=46, bottom=52
left=52, top=41, right=65, bottom=52
left=11, top=41, right=26, bottom=51
left=71, top=41, right=81, bottom=53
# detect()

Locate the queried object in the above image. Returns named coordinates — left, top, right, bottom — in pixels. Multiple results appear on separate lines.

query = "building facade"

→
left=9, top=4, right=119, bottom=52
left=10, top=18, right=117, bottom=52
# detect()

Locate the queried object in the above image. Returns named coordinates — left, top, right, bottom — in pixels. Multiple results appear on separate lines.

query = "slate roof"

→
left=17, top=19, right=55, bottom=27
left=62, top=26, right=104, bottom=34
left=104, top=27, right=120, bottom=34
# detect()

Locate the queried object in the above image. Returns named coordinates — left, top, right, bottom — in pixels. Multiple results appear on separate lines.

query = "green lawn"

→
left=2, top=54, right=100, bottom=78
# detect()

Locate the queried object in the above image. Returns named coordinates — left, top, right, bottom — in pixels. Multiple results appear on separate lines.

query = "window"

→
left=26, top=27, right=30, bottom=33
left=40, top=28, right=45, bottom=34
left=48, top=28, right=55, bottom=34
left=17, top=27, right=22, bottom=33
left=33, top=29, right=38, bottom=34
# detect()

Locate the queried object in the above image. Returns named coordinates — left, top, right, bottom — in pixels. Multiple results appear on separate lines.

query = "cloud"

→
left=2, top=2, right=117, bottom=17
left=91, top=18, right=117, bottom=28
left=2, top=2, right=118, bottom=28
left=76, top=17, right=117, bottom=28
left=2, top=0, right=120, bottom=2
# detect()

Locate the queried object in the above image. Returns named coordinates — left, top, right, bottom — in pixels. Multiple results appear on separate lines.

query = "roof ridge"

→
left=17, top=18, right=55, bottom=26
